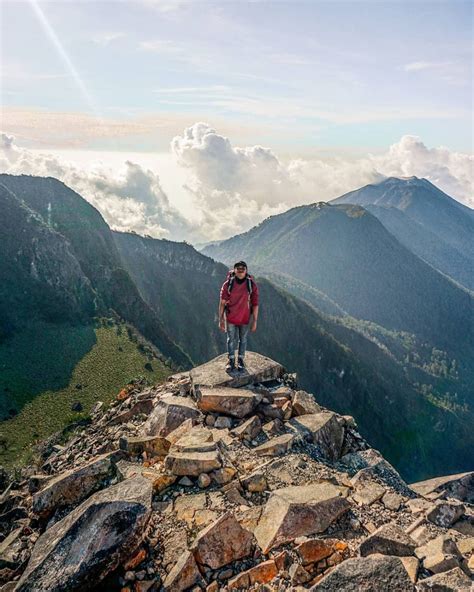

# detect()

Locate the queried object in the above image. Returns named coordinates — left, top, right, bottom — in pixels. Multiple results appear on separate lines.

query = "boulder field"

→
left=0, top=352, right=473, bottom=591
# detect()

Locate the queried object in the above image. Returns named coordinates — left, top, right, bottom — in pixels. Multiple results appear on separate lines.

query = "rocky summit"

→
left=0, top=352, right=473, bottom=592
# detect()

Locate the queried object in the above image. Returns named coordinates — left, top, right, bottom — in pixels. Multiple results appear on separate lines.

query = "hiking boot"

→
left=226, top=357, right=236, bottom=372
left=237, top=357, right=246, bottom=372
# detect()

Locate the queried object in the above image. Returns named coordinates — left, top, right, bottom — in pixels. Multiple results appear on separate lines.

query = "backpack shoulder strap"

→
left=227, top=270, right=235, bottom=294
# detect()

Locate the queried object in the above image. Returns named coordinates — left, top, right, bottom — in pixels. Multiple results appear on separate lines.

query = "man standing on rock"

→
left=219, top=261, right=259, bottom=372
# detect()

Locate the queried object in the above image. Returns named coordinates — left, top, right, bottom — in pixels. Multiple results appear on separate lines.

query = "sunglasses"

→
left=235, top=267, right=246, bottom=272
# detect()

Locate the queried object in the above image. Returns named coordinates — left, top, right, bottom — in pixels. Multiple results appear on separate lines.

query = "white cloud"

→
left=0, top=132, right=195, bottom=241
left=171, top=123, right=473, bottom=239
left=93, top=31, right=126, bottom=46
left=138, top=39, right=183, bottom=53
left=1, top=126, right=472, bottom=246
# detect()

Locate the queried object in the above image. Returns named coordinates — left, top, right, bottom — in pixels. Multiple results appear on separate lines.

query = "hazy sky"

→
left=1, top=0, right=472, bottom=242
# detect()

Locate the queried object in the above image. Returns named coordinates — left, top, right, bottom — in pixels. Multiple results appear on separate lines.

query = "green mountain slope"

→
left=0, top=321, right=171, bottom=467
left=0, top=174, right=190, bottom=368
left=330, top=176, right=474, bottom=291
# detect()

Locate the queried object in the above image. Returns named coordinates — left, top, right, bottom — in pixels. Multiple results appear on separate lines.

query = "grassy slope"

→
left=0, top=322, right=171, bottom=468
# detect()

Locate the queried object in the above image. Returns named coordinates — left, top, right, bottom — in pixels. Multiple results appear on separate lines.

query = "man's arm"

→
left=218, top=298, right=227, bottom=331
left=218, top=281, right=229, bottom=331
left=251, top=305, right=259, bottom=331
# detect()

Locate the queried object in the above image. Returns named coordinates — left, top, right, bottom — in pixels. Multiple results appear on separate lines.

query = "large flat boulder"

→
left=191, top=512, right=253, bottom=569
left=254, top=482, right=351, bottom=553
left=190, top=352, right=284, bottom=390
left=15, top=476, right=153, bottom=592
left=165, top=450, right=222, bottom=477
left=197, top=386, right=258, bottom=418
left=310, top=555, right=414, bottom=591
left=143, top=395, right=202, bottom=437
left=410, top=472, right=474, bottom=503
left=32, top=452, right=120, bottom=519
left=289, top=412, right=344, bottom=460
left=170, top=426, right=215, bottom=454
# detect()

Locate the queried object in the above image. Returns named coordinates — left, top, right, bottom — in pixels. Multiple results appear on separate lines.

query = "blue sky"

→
left=0, top=1, right=472, bottom=241
left=2, top=0, right=472, bottom=152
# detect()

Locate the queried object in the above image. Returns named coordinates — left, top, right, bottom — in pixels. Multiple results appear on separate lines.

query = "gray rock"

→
left=143, top=396, right=201, bottom=437
left=310, top=555, right=414, bottom=591
left=254, top=482, right=351, bottom=553
left=16, top=476, right=153, bottom=592
left=32, top=452, right=121, bottom=519
left=359, top=523, right=416, bottom=557
left=410, top=472, right=474, bottom=504
left=415, top=567, right=472, bottom=591
left=426, top=500, right=465, bottom=528
left=340, top=449, right=415, bottom=497
left=191, top=512, right=253, bottom=569
left=0, top=527, right=23, bottom=569
left=415, top=534, right=463, bottom=574
left=289, top=412, right=344, bottom=460
left=214, top=416, right=233, bottom=429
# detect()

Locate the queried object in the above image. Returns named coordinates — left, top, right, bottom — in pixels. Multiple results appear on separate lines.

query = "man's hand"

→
left=251, top=320, right=257, bottom=332
left=219, top=318, right=226, bottom=332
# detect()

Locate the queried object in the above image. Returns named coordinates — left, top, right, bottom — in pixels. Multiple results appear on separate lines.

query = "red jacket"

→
left=220, top=274, right=259, bottom=325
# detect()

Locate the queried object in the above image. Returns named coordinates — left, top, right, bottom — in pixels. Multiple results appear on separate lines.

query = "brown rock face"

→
left=295, top=538, right=336, bottom=565
left=254, top=433, right=294, bottom=457
left=231, top=415, right=262, bottom=441
left=289, top=412, right=344, bottom=460
left=32, top=452, right=120, bottom=518
left=197, top=386, right=258, bottom=418
left=190, top=351, right=285, bottom=391
left=125, top=435, right=171, bottom=457
left=16, top=476, right=153, bottom=592
left=254, top=483, right=351, bottom=553
left=292, top=390, right=321, bottom=416
left=228, top=559, right=278, bottom=589
left=163, top=550, right=201, bottom=592
left=359, top=523, right=416, bottom=557
left=143, top=396, right=202, bottom=437
left=192, top=512, right=254, bottom=569
left=165, top=450, right=222, bottom=477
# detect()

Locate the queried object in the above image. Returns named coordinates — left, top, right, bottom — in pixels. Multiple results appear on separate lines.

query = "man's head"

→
left=234, top=260, right=247, bottom=278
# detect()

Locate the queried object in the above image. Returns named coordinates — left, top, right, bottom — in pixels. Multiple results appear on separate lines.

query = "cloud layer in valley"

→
left=1, top=124, right=472, bottom=244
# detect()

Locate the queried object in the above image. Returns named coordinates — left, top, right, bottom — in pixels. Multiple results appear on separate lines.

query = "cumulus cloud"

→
left=171, top=123, right=473, bottom=240
left=0, top=132, right=195, bottom=241
left=1, top=125, right=472, bottom=245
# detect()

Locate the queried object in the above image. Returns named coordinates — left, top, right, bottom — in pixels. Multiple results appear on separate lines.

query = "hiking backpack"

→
left=225, top=269, right=255, bottom=297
